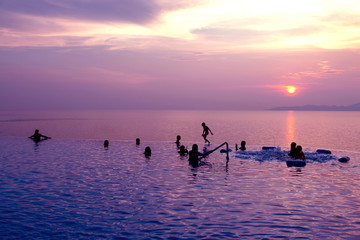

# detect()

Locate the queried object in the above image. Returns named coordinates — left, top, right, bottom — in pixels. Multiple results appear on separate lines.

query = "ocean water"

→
left=1, top=110, right=360, bottom=239
left=1, top=110, right=360, bottom=151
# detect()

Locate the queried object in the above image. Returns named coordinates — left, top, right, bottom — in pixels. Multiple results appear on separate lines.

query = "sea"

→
left=1, top=110, right=360, bottom=239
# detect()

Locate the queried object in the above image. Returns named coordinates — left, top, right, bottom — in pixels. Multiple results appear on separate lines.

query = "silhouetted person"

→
left=201, top=122, right=213, bottom=144
left=176, top=135, right=181, bottom=146
left=188, top=144, right=213, bottom=167
left=144, top=146, right=151, bottom=157
left=28, top=129, right=50, bottom=142
left=136, top=138, right=140, bottom=145
left=104, top=140, right=109, bottom=148
left=189, top=144, right=201, bottom=166
left=296, top=145, right=305, bottom=160
left=288, top=142, right=297, bottom=158
left=178, top=145, right=188, bottom=155
left=240, top=140, right=246, bottom=151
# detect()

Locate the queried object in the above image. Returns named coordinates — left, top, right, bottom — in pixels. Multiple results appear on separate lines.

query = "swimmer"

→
left=176, top=135, right=181, bottom=147
left=178, top=145, right=188, bottom=155
left=104, top=140, right=109, bottom=148
left=28, top=129, right=50, bottom=142
left=240, top=140, right=246, bottom=151
left=189, top=144, right=201, bottom=166
left=144, top=146, right=151, bottom=157
left=295, top=145, right=305, bottom=160
left=201, top=122, right=213, bottom=144
left=288, top=142, right=297, bottom=158
left=136, top=138, right=140, bottom=145
left=188, top=144, right=213, bottom=166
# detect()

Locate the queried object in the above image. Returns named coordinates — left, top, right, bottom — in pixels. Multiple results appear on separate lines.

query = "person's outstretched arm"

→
left=39, top=134, right=51, bottom=139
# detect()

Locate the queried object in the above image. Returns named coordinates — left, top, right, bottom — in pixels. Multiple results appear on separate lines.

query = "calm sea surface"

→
left=1, top=110, right=360, bottom=151
left=1, top=110, right=360, bottom=239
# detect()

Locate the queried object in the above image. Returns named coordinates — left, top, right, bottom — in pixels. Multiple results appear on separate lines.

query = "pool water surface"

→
left=1, top=137, right=360, bottom=239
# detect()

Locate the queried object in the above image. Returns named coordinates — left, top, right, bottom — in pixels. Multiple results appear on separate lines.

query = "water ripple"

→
left=1, top=137, right=360, bottom=239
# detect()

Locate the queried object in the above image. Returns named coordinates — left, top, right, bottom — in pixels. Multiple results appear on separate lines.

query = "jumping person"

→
left=201, top=122, right=213, bottom=144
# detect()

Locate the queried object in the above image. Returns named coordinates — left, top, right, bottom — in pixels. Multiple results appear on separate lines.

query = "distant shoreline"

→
left=269, top=103, right=360, bottom=111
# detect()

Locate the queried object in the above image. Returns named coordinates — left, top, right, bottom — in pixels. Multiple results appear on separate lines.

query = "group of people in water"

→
left=29, top=122, right=305, bottom=166
left=288, top=142, right=306, bottom=160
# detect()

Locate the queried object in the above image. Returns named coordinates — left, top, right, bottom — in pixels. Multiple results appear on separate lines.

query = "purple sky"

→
left=1, top=0, right=359, bottom=110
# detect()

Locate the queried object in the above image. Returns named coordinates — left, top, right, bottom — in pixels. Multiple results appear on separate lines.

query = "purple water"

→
left=1, top=110, right=360, bottom=151
left=1, top=110, right=360, bottom=239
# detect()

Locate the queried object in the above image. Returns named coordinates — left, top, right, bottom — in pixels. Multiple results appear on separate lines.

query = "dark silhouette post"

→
left=136, top=138, right=140, bottom=145
left=104, top=140, right=109, bottom=148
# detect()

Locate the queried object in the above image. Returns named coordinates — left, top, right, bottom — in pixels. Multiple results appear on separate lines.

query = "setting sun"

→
left=286, top=86, right=297, bottom=94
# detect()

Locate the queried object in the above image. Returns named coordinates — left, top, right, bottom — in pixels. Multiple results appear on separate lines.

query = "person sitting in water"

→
left=189, top=144, right=201, bottom=166
left=201, top=122, right=213, bottom=144
left=295, top=145, right=305, bottom=160
left=28, top=129, right=50, bottom=142
left=240, top=140, right=246, bottom=151
left=288, top=142, right=297, bottom=158
left=178, top=145, right=188, bottom=155
left=188, top=144, right=213, bottom=166
left=176, top=135, right=181, bottom=147
left=144, top=146, right=151, bottom=157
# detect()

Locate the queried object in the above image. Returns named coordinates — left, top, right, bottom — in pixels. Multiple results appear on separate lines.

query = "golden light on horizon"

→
left=286, top=86, right=297, bottom=95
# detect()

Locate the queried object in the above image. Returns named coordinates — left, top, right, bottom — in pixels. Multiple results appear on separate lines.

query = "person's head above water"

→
left=179, top=145, right=188, bottom=154
left=136, top=138, right=140, bottom=145
left=144, top=146, right=151, bottom=156
left=291, top=142, right=296, bottom=148
left=240, top=140, right=246, bottom=150
left=297, top=145, right=302, bottom=151
left=104, top=140, right=109, bottom=148
left=201, top=122, right=205, bottom=127
left=35, top=129, right=39, bottom=134
left=191, top=144, right=198, bottom=152
left=176, top=135, right=181, bottom=141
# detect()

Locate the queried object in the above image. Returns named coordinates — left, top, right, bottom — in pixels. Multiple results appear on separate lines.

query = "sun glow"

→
left=286, top=86, right=297, bottom=94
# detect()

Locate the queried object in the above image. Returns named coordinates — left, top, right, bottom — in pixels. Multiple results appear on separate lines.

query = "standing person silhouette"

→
left=201, top=122, right=213, bottom=144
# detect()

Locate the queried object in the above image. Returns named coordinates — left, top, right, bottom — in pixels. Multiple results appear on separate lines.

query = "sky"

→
left=0, top=0, right=360, bottom=110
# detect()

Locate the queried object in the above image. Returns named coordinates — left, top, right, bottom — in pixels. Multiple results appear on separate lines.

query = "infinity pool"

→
left=1, top=137, right=360, bottom=239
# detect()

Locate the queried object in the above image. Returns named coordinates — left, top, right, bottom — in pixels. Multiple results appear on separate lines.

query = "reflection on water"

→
left=286, top=111, right=295, bottom=144
left=1, top=137, right=360, bottom=239
left=1, top=110, right=360, bottom=151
